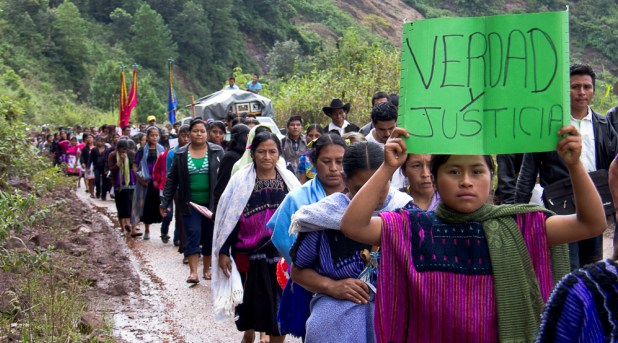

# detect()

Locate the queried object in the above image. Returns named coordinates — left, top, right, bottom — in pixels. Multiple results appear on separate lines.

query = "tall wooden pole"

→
left=192, top=96, right=196, bottom=119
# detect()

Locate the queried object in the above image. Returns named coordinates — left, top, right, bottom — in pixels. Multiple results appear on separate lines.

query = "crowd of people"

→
left=28, top=63, right=618, bottom=342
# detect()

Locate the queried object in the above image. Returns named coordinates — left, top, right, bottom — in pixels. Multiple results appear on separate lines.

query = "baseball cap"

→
left=147, top=115, right=156, bottom=122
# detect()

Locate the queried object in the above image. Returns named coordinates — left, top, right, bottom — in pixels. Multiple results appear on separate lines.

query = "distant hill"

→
left=0, top=0, right=615, bottom=126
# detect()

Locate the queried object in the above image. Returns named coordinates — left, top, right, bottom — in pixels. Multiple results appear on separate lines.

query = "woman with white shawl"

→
left=213, top=131, right=300, bottom=343
left=231, top=123, right=286, bottom=175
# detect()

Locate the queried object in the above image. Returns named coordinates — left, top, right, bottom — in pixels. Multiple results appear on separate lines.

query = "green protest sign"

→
left=399, top=11, right=570, bottom=154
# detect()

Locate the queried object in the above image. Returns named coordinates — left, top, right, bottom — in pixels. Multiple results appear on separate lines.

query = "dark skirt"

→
left=235, top=244, right=282, bottom=336
left=140, top=181, right=162, bottom=224
left=174, top=195, right=186, bottom=253
left=115, top=188, right=134, bottom=219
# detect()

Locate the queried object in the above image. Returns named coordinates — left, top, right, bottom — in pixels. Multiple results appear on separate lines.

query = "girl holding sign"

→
left=340, top=126, right=606, bottom=342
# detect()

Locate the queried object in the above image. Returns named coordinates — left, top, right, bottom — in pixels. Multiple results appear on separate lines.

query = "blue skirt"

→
left=304, top=292, right=375, bottom=343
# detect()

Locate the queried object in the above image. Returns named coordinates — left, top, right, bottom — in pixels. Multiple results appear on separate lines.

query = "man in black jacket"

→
left=514, top=64, right=618, bottom=270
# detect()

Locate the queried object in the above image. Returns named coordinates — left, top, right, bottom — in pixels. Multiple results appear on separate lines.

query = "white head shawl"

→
left=231, top=123, right=287, bottom=175
left=211, top=162, right=300, bottom=321
left=289, top=187, right=413, bottom=234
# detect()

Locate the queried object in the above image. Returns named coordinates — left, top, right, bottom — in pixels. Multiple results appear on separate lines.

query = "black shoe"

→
left=101, top=196, right=106, bottom=201
left=173, top=240, right=180, bottom=247
left=161, top=235, right=170, bottom=243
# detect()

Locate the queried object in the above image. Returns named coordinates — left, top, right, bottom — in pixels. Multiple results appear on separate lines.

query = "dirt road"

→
left=77, top=187, right=301, bottom=342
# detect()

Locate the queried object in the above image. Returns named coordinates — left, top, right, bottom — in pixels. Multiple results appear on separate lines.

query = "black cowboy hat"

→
left=322, top=98, right=351, bottom=117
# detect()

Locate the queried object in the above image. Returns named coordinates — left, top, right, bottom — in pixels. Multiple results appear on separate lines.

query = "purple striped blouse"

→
left=291, top=230, right=369, bottom=280
left=375, top=210, right=555, bottom=343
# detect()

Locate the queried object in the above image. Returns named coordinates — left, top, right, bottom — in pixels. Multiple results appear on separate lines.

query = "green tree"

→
left=202, top=0, right=256, bottom=83
left=88, top=60, right=124, bottom=111
left=171, top=1, right=212, bottom=79
left=109, top=8, right=133, bottom=42
left=265, top=40, right=304, bottom=78
left=130, top=4, right=177, bottom=71
left=136, top=74, right=166, bottom=123
left=146, top=0, right=187, bottom=21
left=51, top=0, right=91, bottom=95
left=0, top=0, right=50, bottom=63
left=71, top=0, right=126, bottom=22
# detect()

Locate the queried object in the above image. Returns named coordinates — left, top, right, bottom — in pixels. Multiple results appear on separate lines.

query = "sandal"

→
left=186, top=275, right=199, bottom=284
left=203, top=269, right=212, bottom=280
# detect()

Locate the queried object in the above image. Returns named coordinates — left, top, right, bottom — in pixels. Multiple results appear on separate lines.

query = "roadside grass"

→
left=0, top=114, right=113, bottom=341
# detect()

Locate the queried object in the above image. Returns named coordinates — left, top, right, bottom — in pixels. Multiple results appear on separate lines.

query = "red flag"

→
left=119, top=69, right=128, bottom=127
left=123, top=68, right=138, bottom=127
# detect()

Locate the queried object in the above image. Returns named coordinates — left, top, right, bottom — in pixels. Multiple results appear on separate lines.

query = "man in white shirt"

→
left=224, top=77, right=239, bottom=90
left=323, top=98, right=359, bottom=136
left=365, top=102, right=406, bottom=188
left=515, top=63, right=618, bottom=270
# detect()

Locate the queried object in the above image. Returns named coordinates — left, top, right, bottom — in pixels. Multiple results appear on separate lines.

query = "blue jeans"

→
left=160, top=201, right=173, bottom=237
left=182, top=210, right=214, bottom=257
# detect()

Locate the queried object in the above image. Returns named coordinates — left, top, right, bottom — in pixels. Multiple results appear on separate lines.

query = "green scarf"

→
left=435, top=203, right=570, bottom=343
left=117, top=151, right=130, bottom=187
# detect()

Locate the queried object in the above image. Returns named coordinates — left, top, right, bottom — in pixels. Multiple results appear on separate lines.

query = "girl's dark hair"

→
left=132, top=132, right=144, bottom=145
left=245, top=118, right=260, bottom=127
left=231, top=117, right=243, bottom=126
left=229, top=124, right=250, bottom=153
left=126, top=138, right=136, bottom=150
left=254, top=125, right=271, bottom=135
left=146, top=126, right=159, bottom=137
left=343, top=141, right=384, bottom=179
left=250, top=131, right=281, bottom=158
left=430, top=155, right=495, bottom=181
left=189, top=119, right=206, bottom=131
left=209, top=121, right=226, bottom=134
left=178, top=125, right=190, bottom=135
left=306, top=123, right=324, bottom=136
left=117, top=139, right=129, bottom=150
left=309, top=133, right=347, bottom=163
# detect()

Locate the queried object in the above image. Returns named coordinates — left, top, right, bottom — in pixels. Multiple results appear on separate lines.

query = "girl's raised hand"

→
left=384, top=127, right=410, bottom=169
left=556, top=125, right=582, bottom=167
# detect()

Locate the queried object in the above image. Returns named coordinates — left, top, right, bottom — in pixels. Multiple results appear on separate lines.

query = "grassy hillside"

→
left=0, top=0, right=615, bottom=127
